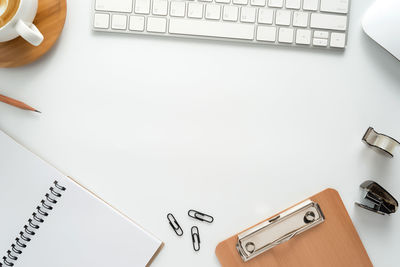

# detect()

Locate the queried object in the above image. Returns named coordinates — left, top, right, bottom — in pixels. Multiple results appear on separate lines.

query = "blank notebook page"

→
left=0, top=130, right=162, bottom=267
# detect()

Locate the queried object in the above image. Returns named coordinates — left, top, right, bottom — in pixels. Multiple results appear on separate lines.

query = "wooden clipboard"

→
left=216, top=189, right=373, bottom=267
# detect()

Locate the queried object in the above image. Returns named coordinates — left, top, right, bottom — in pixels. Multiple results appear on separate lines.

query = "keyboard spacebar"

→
left=169, top=19, right=255, bottom=40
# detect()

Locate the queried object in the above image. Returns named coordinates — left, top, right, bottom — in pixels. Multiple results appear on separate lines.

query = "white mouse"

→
left=362, top=0, right=400, bottom=61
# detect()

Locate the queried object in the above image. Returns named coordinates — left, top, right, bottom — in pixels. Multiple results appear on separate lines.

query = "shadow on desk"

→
left=360, top=30, right=400, bottom=87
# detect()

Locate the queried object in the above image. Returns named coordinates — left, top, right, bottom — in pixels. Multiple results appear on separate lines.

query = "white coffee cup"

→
left=0, top=0, right=43, bottom=46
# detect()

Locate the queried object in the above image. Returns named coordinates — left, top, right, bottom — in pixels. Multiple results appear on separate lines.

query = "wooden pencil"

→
left=0, top=94, right=40, bottom=113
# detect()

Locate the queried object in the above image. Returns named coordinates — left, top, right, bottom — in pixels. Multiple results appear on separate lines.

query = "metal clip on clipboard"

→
left=236, top=200, right=325, bottom=262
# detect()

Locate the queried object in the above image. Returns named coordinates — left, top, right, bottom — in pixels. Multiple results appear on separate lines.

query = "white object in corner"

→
left=362, top=0, right=400, bottom=61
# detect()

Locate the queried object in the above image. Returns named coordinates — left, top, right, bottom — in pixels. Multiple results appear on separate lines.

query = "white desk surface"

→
left=1, top=0, right=399, bottom=266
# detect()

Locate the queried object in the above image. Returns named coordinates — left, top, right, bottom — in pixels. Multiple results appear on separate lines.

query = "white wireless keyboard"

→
left=92, top=0, right=350, bottom=49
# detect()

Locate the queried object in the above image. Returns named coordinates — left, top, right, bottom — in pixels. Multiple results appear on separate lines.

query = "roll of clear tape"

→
left=362, top=127, right=400, bottom=157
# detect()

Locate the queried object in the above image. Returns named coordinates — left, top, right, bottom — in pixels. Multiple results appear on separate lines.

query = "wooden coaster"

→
left=0, top=0, right=67, bottom=68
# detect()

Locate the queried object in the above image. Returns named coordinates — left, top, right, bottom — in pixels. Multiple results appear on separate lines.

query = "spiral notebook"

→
left=0, top=130, right=163, bottom=267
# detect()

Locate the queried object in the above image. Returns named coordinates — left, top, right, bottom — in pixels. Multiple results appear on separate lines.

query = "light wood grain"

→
left=216, top=189, right=373, bottom=267
left=0, top=0, right=66, bottom=68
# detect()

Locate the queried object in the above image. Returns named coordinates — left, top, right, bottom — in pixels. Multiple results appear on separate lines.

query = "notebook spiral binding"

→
left=0, top=181, right=66, bottom=267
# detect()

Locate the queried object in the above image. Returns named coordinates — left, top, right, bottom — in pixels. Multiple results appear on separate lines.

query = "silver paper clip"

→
left=167, top=213, right=184, bottom=236
left=362, top=127, right=400, bottom=157
left=236, top=200, right=325, bottom=262
left=188, top=209, right=214, bottom=223
left=191, top=226, right=200, bottom=251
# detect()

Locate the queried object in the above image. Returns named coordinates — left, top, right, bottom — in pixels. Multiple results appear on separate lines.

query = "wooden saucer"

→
left=0, top=0, right=67, bottom=68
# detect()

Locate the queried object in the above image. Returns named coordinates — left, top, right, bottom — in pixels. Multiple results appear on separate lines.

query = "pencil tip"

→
left=34, top=109, right=41, bottom=113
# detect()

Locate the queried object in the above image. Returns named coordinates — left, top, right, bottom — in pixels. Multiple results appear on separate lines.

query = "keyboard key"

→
left=129, top=15, right=145, bottom=31
left=205, top=4, right=221, bottom=20
left=268, top=0, right=283, bottom=8
left=112, top=14, right=127, bottom=29
left=240, top=7, right=256, bottom=23
left=293, top=11, right=308, bottom=27
left=296, top=29, right=311, bottom=44
left=256, top=25, right=276, bottom=42
left=258, top=8, right=273, bottom=24
left=330, top=32, right=346, bottom=48
left=278, top=27, right=294, bottom=43
left=94, top=13, right=110, bottom=29
left=216, top=0, right=230, bottom=4
left=275, top=10, right=291, bottom=26
left=310, top=13, right=347, bottom=31
left=147, top=17, right=167, bottom=32
left=303, top=0, right=319, bottom=11
left=96, top=0, right=132, bottom=13
left=169, top=18, right=255, bottom=40
left=250, top=0, right=265, bottom=6
left=320, top=0, right=349, bottom=14
left=152, top=0, right=168, bottom=15
left=285, top=0, right=300, bottom=9
left=233, top=0, right=248, bottom=4
left=170, top=1, right=186, bottom=17
left=223, top=6, right=239, bottom=21
left=135, top=0, right=151, bottom=14
left=314, top=30, right=328, bottom=38
left=313, top=38, right=328, bottom=46
left=188, top=2, right=204, bottom=18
